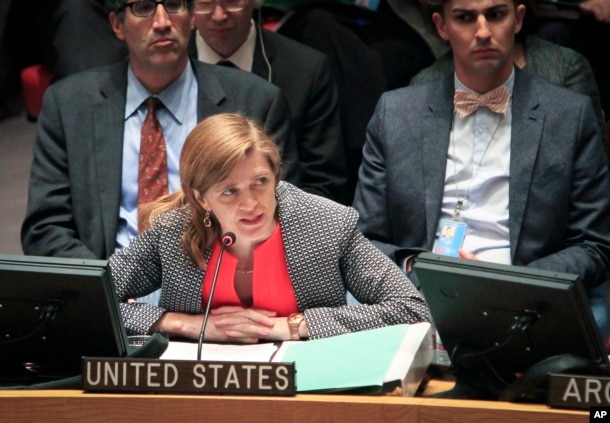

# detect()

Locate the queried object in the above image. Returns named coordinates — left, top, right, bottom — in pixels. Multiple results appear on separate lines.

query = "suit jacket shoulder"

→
left=524, top=35, right=590, bottom=86
left=254, top=28, right=341, bottom=120
left=513, top=66, right=592, bottom=116
left=191, top=59, right=283, bottom=116
left=255, top=29, right=330, bottom=81
left=524, top=36, right=605, bottom=137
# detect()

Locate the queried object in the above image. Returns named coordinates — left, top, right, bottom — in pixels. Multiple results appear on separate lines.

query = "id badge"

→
left=433, top=219, right=468, bottom=257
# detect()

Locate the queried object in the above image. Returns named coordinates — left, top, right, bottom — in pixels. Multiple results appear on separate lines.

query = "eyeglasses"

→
left=194, top=0, right=247, bottom=14
left=119, top=0, right=187, bottom=17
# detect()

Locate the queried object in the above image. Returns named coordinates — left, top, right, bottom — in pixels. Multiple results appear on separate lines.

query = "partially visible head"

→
left=424, top=0, right=525, bottom=91
left=422, top=0, right=523, bottom=17
left=181, top=113, right=281, bottom=249
left=105, top=0, right=195, bottom=90
left=193, top=0, right=256, bottom=58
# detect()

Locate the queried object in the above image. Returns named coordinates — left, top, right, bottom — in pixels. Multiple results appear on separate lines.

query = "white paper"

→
left=160, top=341, right=281, bottom=362
left=384, top=322, right=431, bottom=382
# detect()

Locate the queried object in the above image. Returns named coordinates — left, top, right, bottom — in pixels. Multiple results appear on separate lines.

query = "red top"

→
left=201, top=223, right=299, bottom=317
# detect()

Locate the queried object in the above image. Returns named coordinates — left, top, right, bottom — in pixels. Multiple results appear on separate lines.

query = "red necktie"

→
left=138, top=97, right=168, bottom=206
left=454, top=85, right=510, bottom=117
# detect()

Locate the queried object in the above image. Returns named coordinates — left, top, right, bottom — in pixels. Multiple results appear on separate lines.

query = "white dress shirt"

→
left=440, top=70, right=515, bottom=264
left=196, top=20, right=257, bottom=71
left=116, top=63, right=198, bottom=249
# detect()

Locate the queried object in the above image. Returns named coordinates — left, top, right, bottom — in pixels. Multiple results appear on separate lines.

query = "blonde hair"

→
left=139, top=113, right=282, bottom=269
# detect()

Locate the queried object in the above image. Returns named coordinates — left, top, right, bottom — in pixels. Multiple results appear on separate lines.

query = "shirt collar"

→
left=125, top=61, right=196, bottom=124
left=454, top=67, right=515, bottom=96
left=195, top=19, right=256, bottom=71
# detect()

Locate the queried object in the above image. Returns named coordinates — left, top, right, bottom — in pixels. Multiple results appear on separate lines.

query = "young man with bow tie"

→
left=353, top=0, right=610, bottom=337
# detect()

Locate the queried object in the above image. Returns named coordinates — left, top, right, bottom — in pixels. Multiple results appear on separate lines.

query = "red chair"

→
left=20, top=64, right=53, bottom=122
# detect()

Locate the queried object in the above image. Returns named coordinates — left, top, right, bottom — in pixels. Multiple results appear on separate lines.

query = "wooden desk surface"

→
left=0, top=379, right=587, bottom=423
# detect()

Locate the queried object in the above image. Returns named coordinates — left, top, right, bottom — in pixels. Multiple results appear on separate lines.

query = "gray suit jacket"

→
left=109, top=182, right=431, bottom=338
left=353, top=68, right=610, bottom=289
left=21, top=59, right=296, bottom=260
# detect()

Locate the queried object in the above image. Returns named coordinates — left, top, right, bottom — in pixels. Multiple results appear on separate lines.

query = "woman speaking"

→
left=109, top=113, right=430, bottom=342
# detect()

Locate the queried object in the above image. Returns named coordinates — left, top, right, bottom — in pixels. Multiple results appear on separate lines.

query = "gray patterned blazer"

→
left=109, top=182, right=430, bottom=339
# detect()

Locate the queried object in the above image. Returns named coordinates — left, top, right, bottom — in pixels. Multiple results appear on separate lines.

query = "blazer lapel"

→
left=509, top=70, right=544, bottom=260
left=422, top=77, right=455, bottom=247
left=192, top=60, right=228, bottom=120
left=93, top=65, right=129, bottom=257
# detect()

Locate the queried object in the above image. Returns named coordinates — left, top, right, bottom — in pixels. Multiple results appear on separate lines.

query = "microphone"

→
left=197, top=232, right=236, bottom=360
left=83, top=230, right=295, bottom=395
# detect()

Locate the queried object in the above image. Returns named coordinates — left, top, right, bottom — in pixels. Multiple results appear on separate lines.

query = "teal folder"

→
left=274, top=323, right=432, bottom=394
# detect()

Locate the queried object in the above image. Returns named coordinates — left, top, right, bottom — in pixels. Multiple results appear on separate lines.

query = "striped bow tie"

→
left=453, top=85, right=510, bottom=117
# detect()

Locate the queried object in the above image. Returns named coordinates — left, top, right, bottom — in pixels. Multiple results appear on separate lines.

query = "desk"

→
left=0, top=379, right=587, bottom=422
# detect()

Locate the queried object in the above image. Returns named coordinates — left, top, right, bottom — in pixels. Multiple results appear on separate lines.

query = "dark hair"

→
left=420, top=0, right=523, bottom=16
left=104, top=0, right=194, bottom=20
left=418, top=0, right=529, bottom=43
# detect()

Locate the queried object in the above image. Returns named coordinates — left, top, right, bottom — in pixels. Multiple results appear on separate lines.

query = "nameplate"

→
left=548, top=373, right=610, bottom=409
left=82, top=358, right=296, bottom=395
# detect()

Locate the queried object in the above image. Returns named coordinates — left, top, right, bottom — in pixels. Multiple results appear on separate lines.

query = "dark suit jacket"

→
left=110, top=182, right=430, bottom=338
left=189, top=28, right=347, bottom=202
left=21, top=59, right=296, bottom=260
left=353, top=69, right=610, bottom=289
left=252, top=29, right=348, bottom=203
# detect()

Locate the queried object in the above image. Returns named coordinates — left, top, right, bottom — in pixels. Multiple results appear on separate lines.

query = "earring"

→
left=203, top=210, right=212, bottom=227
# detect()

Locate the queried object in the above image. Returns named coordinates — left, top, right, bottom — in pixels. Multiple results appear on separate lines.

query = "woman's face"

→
left=195, top=150, right=277, bottom=248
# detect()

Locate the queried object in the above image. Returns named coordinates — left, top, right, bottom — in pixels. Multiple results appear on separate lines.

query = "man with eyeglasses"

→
left=22, top=0, right=298, bottom=270
left=193, top=0, right=349, bottom=204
